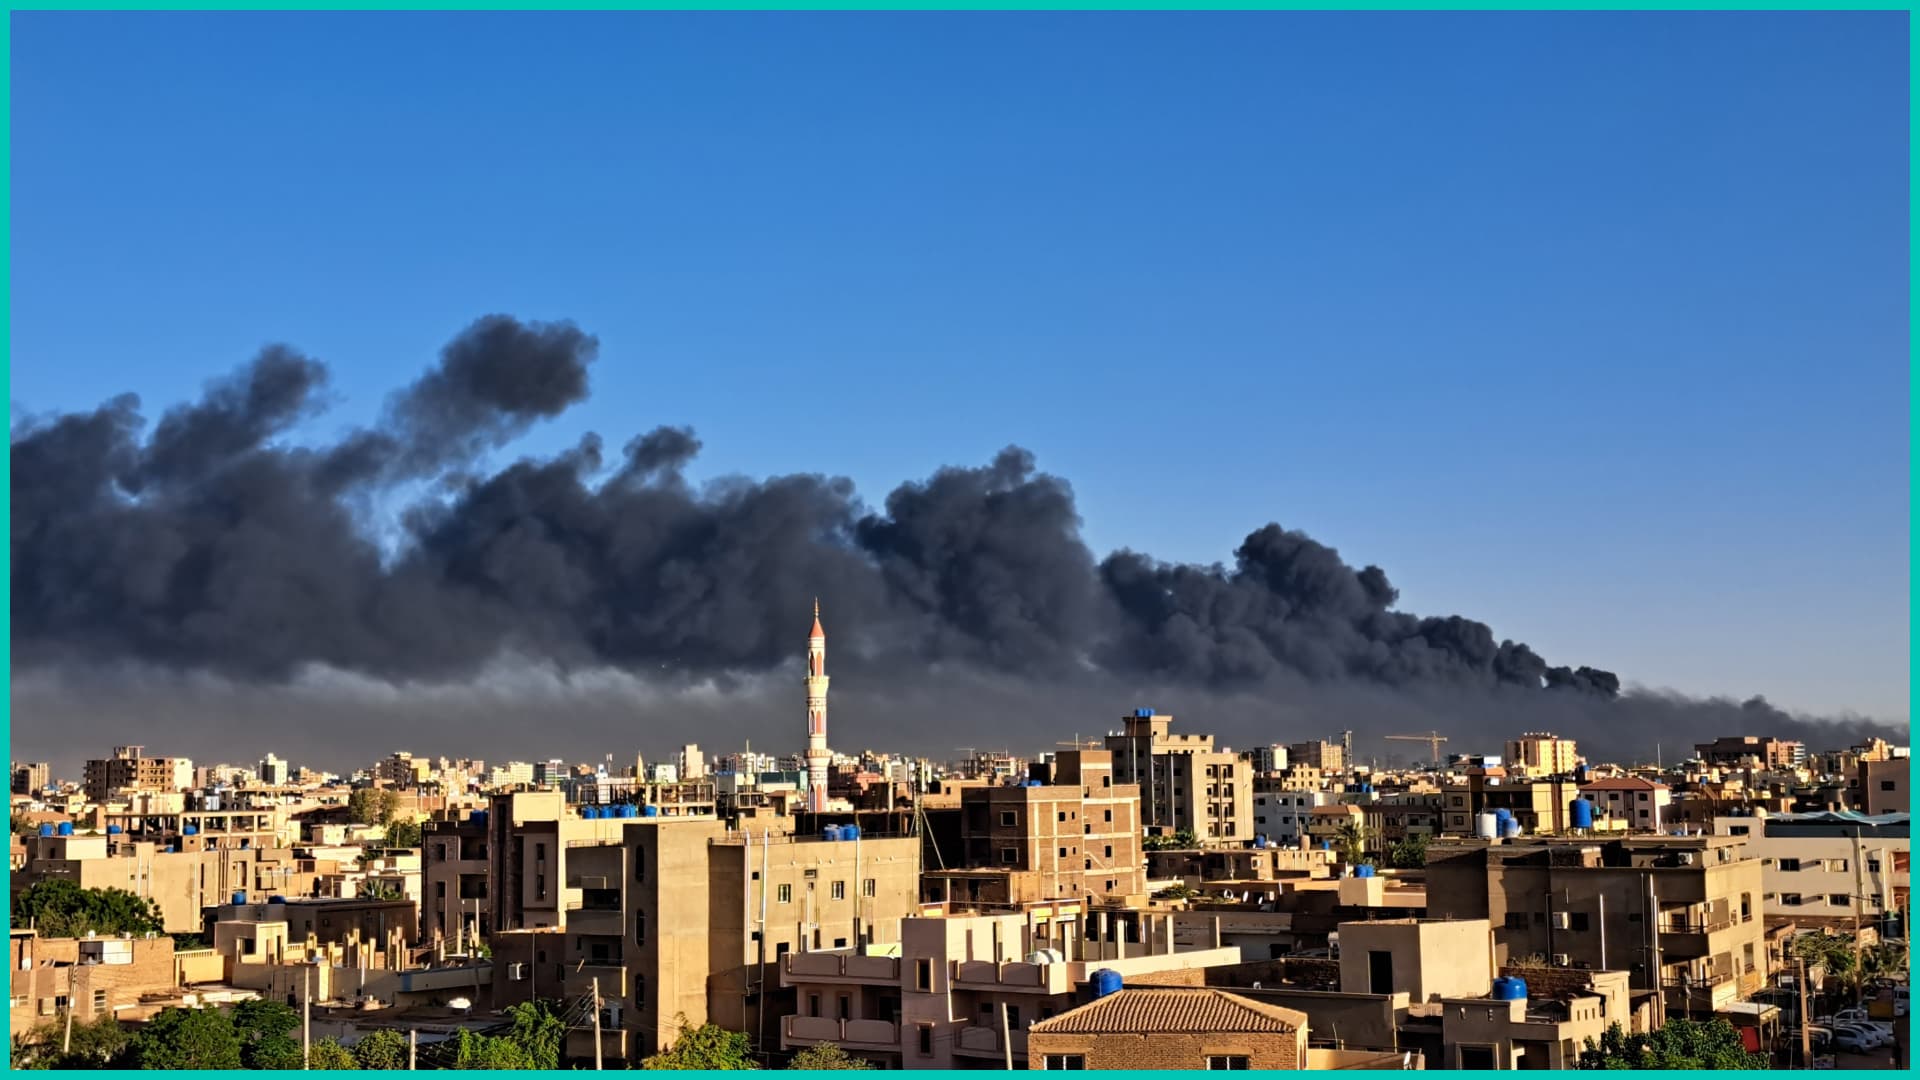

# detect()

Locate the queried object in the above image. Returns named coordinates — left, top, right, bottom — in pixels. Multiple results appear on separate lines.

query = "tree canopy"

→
left=643, top=1015, right=758, bottom=1070
left=11, top=879, right=164, bottom=938
left=351, top=1028, right=408, bottom=1070
left=788, top=1043, right=872, bottom=1070
left=1577, top=1018, right=1766, bottom=1070
left=129, top=1006, right=244, bottom=1069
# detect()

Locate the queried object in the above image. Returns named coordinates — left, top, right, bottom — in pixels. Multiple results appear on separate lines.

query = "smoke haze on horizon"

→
left=9, top=316, right=1907, bottom=774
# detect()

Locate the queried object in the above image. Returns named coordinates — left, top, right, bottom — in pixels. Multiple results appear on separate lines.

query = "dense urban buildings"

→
left=8, top=608, right=1910, bottom=1069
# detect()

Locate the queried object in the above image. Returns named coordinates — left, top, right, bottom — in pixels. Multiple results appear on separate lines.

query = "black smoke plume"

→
left=10, top=316, right=1904, bottom=769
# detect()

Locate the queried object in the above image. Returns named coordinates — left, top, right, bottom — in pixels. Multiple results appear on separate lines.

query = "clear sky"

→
left=8, top=11, right=1909, bottom=724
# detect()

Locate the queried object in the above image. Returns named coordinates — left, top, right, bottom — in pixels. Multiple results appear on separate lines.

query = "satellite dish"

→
left=449, top=996, right=473, bottom=1011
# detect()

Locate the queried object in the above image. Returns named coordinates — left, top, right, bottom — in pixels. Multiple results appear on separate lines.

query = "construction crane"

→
left=1385, top=731, right=1450, bottom=765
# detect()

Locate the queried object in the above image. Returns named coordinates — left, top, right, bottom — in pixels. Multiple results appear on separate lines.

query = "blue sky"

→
left=8, top=11, right=1909, bottom=724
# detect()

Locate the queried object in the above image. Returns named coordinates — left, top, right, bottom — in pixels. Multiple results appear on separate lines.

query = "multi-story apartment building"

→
left=11, top=762, right=50, bottom=797
left=926, top=751, right=1143, bottom=906
left=82, top=746, right=192, bottom=803
left=1504, top=733, right=1579, bottom=778
left=1579, top=777, right=1671, bottom=832
left=15, top=833, right=312, bottom=933
left=1105, top=712, right=1250, bottom=844
left=1860, top=758, right=1909, bottom=814
left=1695, top=736, right=1806, bottom=770
left=1712, top=809, right=1908, bottom=935
left=422, top=812, right=492, bottom=950
left=1426, top=835, right=1767, bottom=1017
left=1287, top=740, right=1346, bottom=774
left=779, top=907, right=1244, bottom=1068
left=485, top=790, right=921, bottom=1065
left=1248, top=744, right=1289, bottom=775
left=1253, top=788, right=1327, bottom=846
left=1439, top=775, right=1577, bottom=835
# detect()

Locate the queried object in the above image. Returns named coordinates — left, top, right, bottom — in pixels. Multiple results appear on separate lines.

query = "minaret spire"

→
left=804, top=601, right=830, bottom=812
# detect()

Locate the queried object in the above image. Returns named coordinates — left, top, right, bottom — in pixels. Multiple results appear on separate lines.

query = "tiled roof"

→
left=1580, top=778, right=1668, bottom=791
left=1029, top=988, right=1307, bottom=1036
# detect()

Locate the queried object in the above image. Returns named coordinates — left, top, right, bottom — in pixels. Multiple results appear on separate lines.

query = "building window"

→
left=634, top=910, right=647, bottom=947
left=1882, top=781, right=1897, bottom=791
left=1001, top=848, right=1019, bottom=864
left=1829, top=894, right=1850, bottom=907
left=1058, top=812, right=1068, bottom=822
left=1000, top=812, right=1017, bottom=827
left=1207, top=1056, right=1250, bottom=1070
left=635, top=976, right=646, bottom=1007
left=1103, top=809, right=1112, bottom=822
left=1059, top=847, right=1068, bottom=858
left=1044, top=1055, right=1086, bottom=1070
left=778, top=884, right=792, bottom=904
left=1782, top=893, right=1802, bottom=906
left=92, top=989, right=107, bottom=1011
left=831, top=881, right=846, bottom=901
left=1569, top=913, right=1590, bottom=932
left=1779, top=858, right=1802, bottom=872
left=634, top=846, right=646, bottom=883
left=915, top=959, right=933, bottom=992
left=1505, top=912, right=1528, bottom=929
left=917, top=1025, right=934, bottom=1055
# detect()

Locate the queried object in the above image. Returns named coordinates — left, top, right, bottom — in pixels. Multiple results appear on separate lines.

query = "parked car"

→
left=1829, top=1022, right=1886, bottom=1049
left=1829, top=1027, right=1877, bottom=1054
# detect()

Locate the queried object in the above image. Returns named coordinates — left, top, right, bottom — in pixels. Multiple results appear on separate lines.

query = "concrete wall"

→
left=1338, top=919, right=1492, bottom=1002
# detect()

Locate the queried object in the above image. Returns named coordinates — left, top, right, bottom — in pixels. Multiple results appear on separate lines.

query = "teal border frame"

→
left=0, top=4, right=1910, bottom=1077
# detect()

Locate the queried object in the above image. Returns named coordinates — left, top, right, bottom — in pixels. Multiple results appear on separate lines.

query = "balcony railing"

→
left=782, top=1016, right=899, bottom=1049
left=781, top=951, right=901, bottom=984
left=953, top=1025, right=1028, bottom=1057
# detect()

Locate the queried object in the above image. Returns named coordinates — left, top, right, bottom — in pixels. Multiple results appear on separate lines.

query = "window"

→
left=634, top=910, right=647, bottom=947
left=634, top=845, right=646, bottom=883
left=915, top=959, right=933, bottom=991
left=1505, top=913, right=1529, bottom=929
left=863, top=878, right=876, bottom=897
left=1728, top=825, right=1750, bottom=836
left=1058, top=812, right=1068, bottom=822
left=92, top=989, right=106, bottom=1011
left=1569, top=913, right=1590, bottom=932
left=1829, top=894, right=1850, bottom=907
left=1000, top=812, right=1017, bottom=827
left=1782, top=893, right=1803, bottom=906
left=1103, top=809, right=1113, bottom=822
left=917, top=1025, right=934, bottom=1055
left=1779, top=858, right=1803, bottom=872
left=1007, top=1005, right=1021, bottom=1028
left=778, top=884, right=792, bottom=904
left=1044, top=1055, right=1086, bottom=1070
left=1882, top=781, right=1897, bottom=792
left=1058, top=847, right=1068, bottom=858
left=1207, top=1056, right=1250, bottom=1070
left=1001, top=848, right=1019, bottom=864
left=1104, top=845, right=1113, bottom=858
left=635, top=975, right=646, bottom=1007
left=831, top=881, right=846, bottom=901
left=1868, top=857, right=1883, bottom=874
left=834, top=938, right=847, bottom=949
left=1459, top=1046, right=1497, bottom=1070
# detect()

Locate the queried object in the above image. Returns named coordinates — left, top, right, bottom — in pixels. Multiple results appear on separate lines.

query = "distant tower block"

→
left=804, top=599, right=831, bottom=812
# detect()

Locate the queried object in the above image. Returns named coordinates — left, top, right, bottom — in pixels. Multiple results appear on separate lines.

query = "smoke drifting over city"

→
left=10, top=316, right=1904, bottom=769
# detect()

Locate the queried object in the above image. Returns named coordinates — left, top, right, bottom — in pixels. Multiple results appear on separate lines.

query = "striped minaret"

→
left=804, top=599, right=830, bottom=812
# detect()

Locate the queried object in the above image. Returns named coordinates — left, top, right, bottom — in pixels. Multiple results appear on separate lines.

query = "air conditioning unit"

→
left=1550, top=913, right=1571, bottom=930
left=1551, top=954, right=1571, bottom=967
left=508, top=963, right=526, bottom=981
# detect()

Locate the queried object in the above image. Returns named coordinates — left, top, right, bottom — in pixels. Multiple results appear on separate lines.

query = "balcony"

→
left=782, top=1015, right=900, bottom=1051
left=780, top=951, right=901, bottom=987
left=563, top=963, right=628, bottom=999
left=1657, top=915, right=1740, bottom=958
left=564, top=904, right=625, bottom=937
left=952, top=1024, right=1027, bottom=1059
left=953, top=960, right=1066, bottom=994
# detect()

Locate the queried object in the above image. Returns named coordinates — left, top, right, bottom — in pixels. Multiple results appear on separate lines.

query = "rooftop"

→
left=1029, top=988, right=1307, bottom=1036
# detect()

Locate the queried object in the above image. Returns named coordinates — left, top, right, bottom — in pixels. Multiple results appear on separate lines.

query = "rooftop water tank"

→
left=1093, top=969, right=1124, bottom=998
left=1025, top=949, right=1065, bottom=965
left=1500, top=818, right=1521, bottom=839
left=1574, top=764, right=1591, bottom=783
left=623, top=804, right=639, bottom=819
left=822, top=826, right=842, bottom=842
left=183, top=825, right=199, bottom=836
left=107, top=824, right=122, bottom=835
left=471, top=810, right=488, bottom=827
left=1135, top=707, right=1155, bottom=718
left=1026, top=780, right=1043, bottom=788
left=1493, top=808, right=1513, bottom=824
left=1253, top=835, right=1268, bottom=849
left=268, top=895, right=286, bottom=904
left=1355, top=864, right=1376, bottom=878
left=56, top=822, right=73, bottom=836
left=232, top=890, right=248, bottom=905
left=38, top=824, right=53, bottom=838
left=1570, top=798, right=1595, bottom=830
left=641, top=805, right=658, bottom=818
left=842, top=825, right=860, bottom=841
left=1475, top=813, right=1499, bottom=840
left=1491, top=976, right=1528, bottom=1001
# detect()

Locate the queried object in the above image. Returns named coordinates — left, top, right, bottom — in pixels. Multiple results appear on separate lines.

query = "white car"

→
left=1829, top=1023, right=1886, bottom=1050
left=1829, top=1028, right=1877, bottom=1054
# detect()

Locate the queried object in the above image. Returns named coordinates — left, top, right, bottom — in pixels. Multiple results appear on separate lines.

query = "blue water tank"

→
left=1253, top=835, right=1268, bottom=849
left=1093, top=969, right=1124, bottom=998
left=471, top=810, right=488, bottom=827
left=624, top=805, right=639, bottom=819
left=1355, top=864, right=1376, bottom=878
left=56, top=822, right=73, bottom=836
left=38, top=823, right=53, bottom=837
left=1574, top=764, right=1591, bottom=783
left=232, top=890, right=248, bottom=905
left=1026, top=780, right=1043, bottom=788
left=1493, top=808, right=1512, bottom=824
left=822, top=826, right=841, bottom=842
left=1570, top=799, right=1595, bottom=830
left=239, top=839, right=250, bottom=849
left=183, top=825, right=198, bottom=836
left=843, top=825, right=860, bottom=841
left=641, top=805, right=659, bottom=818
left=1492, top=976, right=1528, bottom=1001
left=1134, top=707, right=1154, bottom=718
left=1321, top=840, right=1332, bottom=850
left=107, top=824, right=123, bottom=835
left=580, top=806, right=597, bottom=820
left=268, top=895, right=286, bottom=904
left=1500, top=819, right=1521, bottom=839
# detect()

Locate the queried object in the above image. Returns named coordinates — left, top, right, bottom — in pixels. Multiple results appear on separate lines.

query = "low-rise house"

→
left=1026, top=987, right=1309, bottom=1069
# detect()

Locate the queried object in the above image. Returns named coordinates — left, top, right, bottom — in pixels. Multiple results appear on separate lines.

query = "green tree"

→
left=1387, top=833, right=1429, bottom=870
left=233, top=998, right=301, bottom=1070
left=386, top=819, right=424, bottom=848
left=361, top=880, right=404, bottom=902
left=347, top=788, right=400, bottom=826
left=448, top=1028, right=534, bottom=1069
left=643, top=1015, right=757, bottom=1070
left=788, top=1043, right=873, bottom=1070
left=504, top=999, right=566, bottom=1070
left=11, top=879, right=164, bottom=938
left=1333, top=820, right=1376, bottom=866
left=1577, top=1019, right=1766, bottom=1069
left=10, top=1015, right=131, bottom=1070
left=308, top=1038, right=360, bottom=1070
left=129, top=1006, right=243, bottom=1069
left=10, top=813, right=38, bottom=840
left=1153, top=882, right=1199, bottom=900
left=351, top=1028, right=409, bottom=1070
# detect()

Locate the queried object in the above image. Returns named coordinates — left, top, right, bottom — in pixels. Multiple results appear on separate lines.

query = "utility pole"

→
left=592, top=976, right=604, bottom=1071
left=303, top=965, right=313, bottom=1069
left=62, top=962, right=76, bottom=1054
left=1798, top=955, right=1812, bottom=1067
left=999, top=1000, right=1014, bottom=1071
left=409, top=1029, right=417, bottom=1070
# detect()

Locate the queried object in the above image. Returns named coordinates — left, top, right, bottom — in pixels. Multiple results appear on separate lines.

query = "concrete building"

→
left=485, top=789, right=921, bottom=1065
left=1248, top=744, right=1289, bottom=774
left=1861, top=758, right=1909, bottom=815
left=678, top=745, right=706, bottom=781
left=9, top=931, right=179, bottom=1036
left=1440, top=775, right=1577, bottom=836
left=12, top=762, right=50, bottom=797
left=1711, top=810, right=1908, bottom=936
left=1579, top=777, right=1671, bottom=832
left=1695, top=736, right=1805, bottom=770
left=1288, top=739, right=1346, bottom=774
left=779, top=906, right=1244, bottom=1068
left=1504, top=733, right=1579, bottom=778
left=258, top=754, right=288, bottom=786
left=1253, top=788, right=1328, bottom=847
left=421, top=813, right=492, bottom=952
left=15, top=833, right=311, bottom=934
left=83, top=746, right=192, bottom=802
left=1426, top=835, right=1767, bottom=1017
left=1105, top=712, right=1250, bottom=844
left=1026, top=988, right=1309, bottom=1070
left=926, top=750, right=1143, bottom=906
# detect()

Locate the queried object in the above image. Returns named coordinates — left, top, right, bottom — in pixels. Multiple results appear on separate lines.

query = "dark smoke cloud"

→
left=10, top=315, right=1904, bottom=768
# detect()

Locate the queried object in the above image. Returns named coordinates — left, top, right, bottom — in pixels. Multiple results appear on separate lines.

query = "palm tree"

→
left=1333, top=820, right=1375, bottom=866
